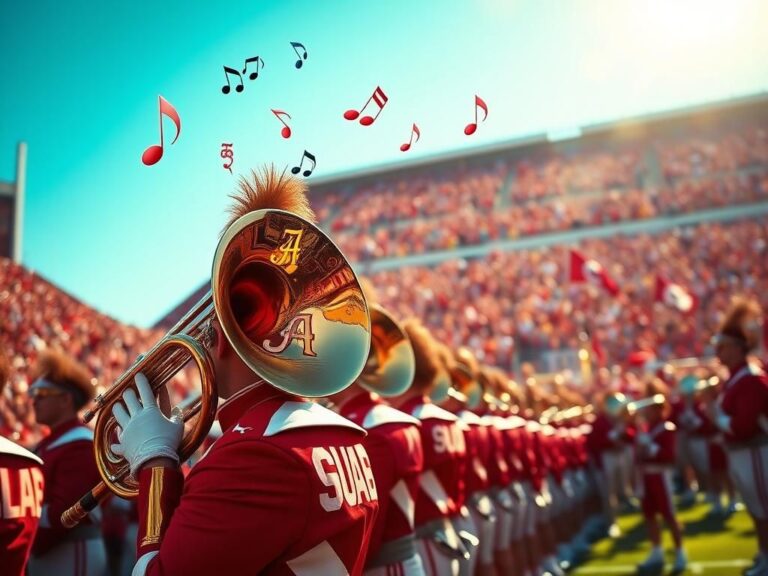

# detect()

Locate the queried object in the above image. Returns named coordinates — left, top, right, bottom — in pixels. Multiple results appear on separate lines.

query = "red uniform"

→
left=0, top=436, right=44, bottom=576
left=401, top=397, right=466, bottom=526
left=402, top=397, right=466, bottom=575
left=133, top=383, right=380, bottom=575
left=340, top=391, right=424, bottom=571
left=31, top=419, right=103, bottom=555
left=637, top=421, right=677, bottom=520
left=718, top=364, right=768, bottom=519
left=456, top=410, right=490, bottom=499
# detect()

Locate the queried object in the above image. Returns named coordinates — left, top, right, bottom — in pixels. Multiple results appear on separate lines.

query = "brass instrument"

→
left=626, top=394, right=665, bottom=416
left=358, top=305, right=415, bottom=397
left=62, top=208, right=371, bottom=527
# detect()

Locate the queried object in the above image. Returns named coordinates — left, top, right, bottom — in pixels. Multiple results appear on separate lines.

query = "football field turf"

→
left=572, top=502, right=758, bottom=575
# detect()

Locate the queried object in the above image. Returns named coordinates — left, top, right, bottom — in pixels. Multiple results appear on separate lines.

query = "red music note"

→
left=141, top=96, right=181, bottom=166
left=464, top=95, right=488, bottom=136
left=344, top=86, right=388, bottom=126
left=400, top=123, right=421, bottom=152
left=271, top=109, right=292, bottom=139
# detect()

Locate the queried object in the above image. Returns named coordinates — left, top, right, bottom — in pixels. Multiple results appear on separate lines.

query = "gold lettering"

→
left=269, top=228, right=304, bottom=274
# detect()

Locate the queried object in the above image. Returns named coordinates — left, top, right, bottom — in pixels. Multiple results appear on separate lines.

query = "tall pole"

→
left=14, top=142, right=27, bottom=263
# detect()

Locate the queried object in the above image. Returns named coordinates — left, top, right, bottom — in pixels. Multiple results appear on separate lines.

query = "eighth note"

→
left=344, top=86, right=388, bottom=126
left=221, top=66, right=244, bottom=94
left=141, top=95, right=181, bottom=166
left=242, top=56, right=264, bottom=80
left=400, top=123, right=421, bottom=152
left=291, top=150, right=316, bottom=177
left=271, top=109, right=292, bottom=139
left=290, top=42, right=308, bottom=69
left=221, top=143, right=234, bottom=174
left=464, top=94, right=488, bottom=136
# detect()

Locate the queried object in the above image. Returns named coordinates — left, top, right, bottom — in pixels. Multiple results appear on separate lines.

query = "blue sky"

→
left=1, top=0, right=767, bottom=327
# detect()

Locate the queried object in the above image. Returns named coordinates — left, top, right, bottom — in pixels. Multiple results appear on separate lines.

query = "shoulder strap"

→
left=264, top=401, right=366, bottom=437
left=0, top=435, right=42, bottom=464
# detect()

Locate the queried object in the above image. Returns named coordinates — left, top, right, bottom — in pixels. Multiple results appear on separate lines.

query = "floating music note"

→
left=400, top=123, right=421, bottom=152
left=344, top=86, right=388, bottom=126
left=464, top=95, right=488, bottom=136
left=291, top=150, right=316, bottom=177
left=290, top=42, right=308, bottom=69
left=141, top=96, right=181, bottom=166
left=221, top=143, right=234, bottom=174
left=242, top=56, right=264, bottom=80
left=221, top=66, right=244, bottom=94
left=271, top=109, right=292, bottom=139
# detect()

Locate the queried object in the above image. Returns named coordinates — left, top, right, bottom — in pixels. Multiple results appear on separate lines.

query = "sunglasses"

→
left=30, top=387, right=66, bottom=399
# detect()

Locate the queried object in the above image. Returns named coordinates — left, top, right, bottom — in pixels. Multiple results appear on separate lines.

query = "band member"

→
left=109, top=169, right=379, bottom=575
left=327, top=300, right=426, bottom=576
left=632, top=393, right=687, bottom=573
left=712, top=298, right=768, bottom=576
left=587, top=391, right=633, bottom=538
left=0, top=353, right=44, bottom=576
left=392, top=321, right=467, bottom=576
left=441, top=347, right=496, bottom=576
left=27, top=349, right=106, bottom=576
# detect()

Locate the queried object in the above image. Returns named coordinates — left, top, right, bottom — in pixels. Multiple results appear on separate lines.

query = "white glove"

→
left=111, top=373, right=184, bottom=478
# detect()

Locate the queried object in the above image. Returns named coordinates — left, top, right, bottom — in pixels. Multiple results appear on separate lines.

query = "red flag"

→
left=568, top=249, right=620, bottom=296
left=655, top=276, right=695, bottom=313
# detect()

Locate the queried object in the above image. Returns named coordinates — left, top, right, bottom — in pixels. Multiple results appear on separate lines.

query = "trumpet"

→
left=62, top=207, right=371, bottom=527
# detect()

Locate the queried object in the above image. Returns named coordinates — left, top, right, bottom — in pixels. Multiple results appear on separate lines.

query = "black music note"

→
left=242, top=56, right=264, bottom=80
left=141, top=96, right=182, bottom=166
left=343, top=86, right=388, bottom=126
left=291, top=150, right=316, bottom=177
left=221, top=66, right=244, bottom=94
left=290, top=42, right=308, bottom=69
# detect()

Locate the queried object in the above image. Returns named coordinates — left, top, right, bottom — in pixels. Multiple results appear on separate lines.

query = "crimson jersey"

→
left=719, top=364, right=768, bottom=445
left=340, top=391, right=423, bottom=559
left=135, top=384, right=379, bottom=576
left=636, top=420, right=677, bottom=467
left=457, top=410, right=490, bottom=497
left=480, top=415, right=510, bottom=489
left=33, top=418, right=101, bottom=556
left=0, top=436, right=44, bottom=576
left=401, top=397, right=466, bottom=526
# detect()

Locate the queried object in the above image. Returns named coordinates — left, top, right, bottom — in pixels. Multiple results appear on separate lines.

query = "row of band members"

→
left=1, top=172, right=767, bottom=576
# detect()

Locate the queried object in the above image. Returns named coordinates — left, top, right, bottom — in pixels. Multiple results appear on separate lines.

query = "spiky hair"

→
left=225, top=165, right=315, bottom=231
left=719, top=296, right=763, bottom=351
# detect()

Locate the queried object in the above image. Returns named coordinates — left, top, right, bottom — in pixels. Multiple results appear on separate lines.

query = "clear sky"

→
left=1, top=0, right=767, bottom=328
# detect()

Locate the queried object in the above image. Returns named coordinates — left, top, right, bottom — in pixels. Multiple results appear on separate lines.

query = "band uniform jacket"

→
left=339, top=391, right=424, bottom=562
left=33, top=418, right=101, bottom=556
left=132, top=383, right=380, bottom=576
left=0, top=436, right=44, bottom=576
left=400, top=397, right=466, bottom=528
left=719, top=363, right=768, bottom=445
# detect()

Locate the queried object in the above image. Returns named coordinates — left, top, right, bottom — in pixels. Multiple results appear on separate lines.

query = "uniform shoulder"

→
left=45, top=426, right=94, bottom=451
left=0, top=435, right=42, bottom=465
left=410, top=402, right=458, bottom=423
left=362, top=404, right=420, bottom=430
left=264, top=401, right=366, bottom=437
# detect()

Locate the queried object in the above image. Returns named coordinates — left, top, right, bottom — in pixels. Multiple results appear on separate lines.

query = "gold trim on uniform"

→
left=141, top=467, right=165, bottom=546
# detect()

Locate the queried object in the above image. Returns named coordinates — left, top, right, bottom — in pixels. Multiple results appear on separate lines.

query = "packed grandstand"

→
left=2, top=94, right=767, bottom=447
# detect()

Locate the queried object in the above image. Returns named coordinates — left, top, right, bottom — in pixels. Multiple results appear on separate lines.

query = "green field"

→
left=572, top=502, right=758, bottom=575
